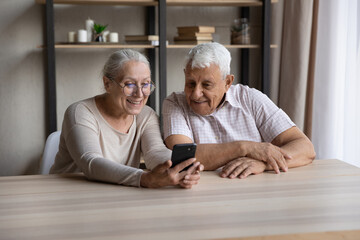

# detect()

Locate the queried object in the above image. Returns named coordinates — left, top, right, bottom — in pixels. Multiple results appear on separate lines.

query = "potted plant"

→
left=231, top=18, right=250, bottom=44
left=93, top=23, right=108, bottom=42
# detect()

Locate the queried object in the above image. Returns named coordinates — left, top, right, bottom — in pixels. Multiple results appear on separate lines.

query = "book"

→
left=177, top=32, right=213, bottom=38
left=125, top=35, right=159, bottom=41
left=173, top=40, right=213, bottom=45
left=177, top=26, right=215, bottom=34
left=174, top=35, right=213, bottom=41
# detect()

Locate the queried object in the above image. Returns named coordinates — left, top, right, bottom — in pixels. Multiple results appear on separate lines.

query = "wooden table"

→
left=1, top=159, right=360, bottom=240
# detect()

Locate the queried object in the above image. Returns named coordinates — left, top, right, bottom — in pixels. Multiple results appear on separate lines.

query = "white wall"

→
left=0, top=1, right=45, bottom=175
left=0, top=1, right=270, bottom=176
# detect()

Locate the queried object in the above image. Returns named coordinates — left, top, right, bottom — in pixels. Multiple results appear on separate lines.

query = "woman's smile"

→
left=127, top=98, right=142, bottom=105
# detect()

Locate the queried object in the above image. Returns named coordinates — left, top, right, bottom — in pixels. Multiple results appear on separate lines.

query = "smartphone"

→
left=171, top=143, right=197, bottom=172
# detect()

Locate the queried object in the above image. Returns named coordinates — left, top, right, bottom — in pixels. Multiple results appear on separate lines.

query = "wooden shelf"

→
left=167, top=44, right=278, bottom=49
left=35, top=0, right=277, bottom=6
left=37, top=43, right=156, bottom=49
left=38, top=0, right=275, bottom=133
left=37, top=43, right=277, bottom=49
left=166, top=0, right=278, bottom=6
left=35, top=0, right=158, bottom=6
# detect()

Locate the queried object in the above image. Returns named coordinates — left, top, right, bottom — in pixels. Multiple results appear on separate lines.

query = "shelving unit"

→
left=167, top=44, right=277, bottom=49
left=39, top=44, right=277, bottom=49
left=35, top=0, right=158, bottom=6
left=166, top=0, right=277, bottom=6
left=39, top=44, right=156, bottom=49
left=37, top=0, right=275, bottom=135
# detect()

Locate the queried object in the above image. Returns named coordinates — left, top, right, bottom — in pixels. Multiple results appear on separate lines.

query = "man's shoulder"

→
left=165, top=91, right=186, bottom=104
left=228, top=84, right=268, bottom=103
left=226, top=84, right=250, bottom=106
left=163, top=91, right=189, bottom=113
left=229, top=84, right=262, bottom=96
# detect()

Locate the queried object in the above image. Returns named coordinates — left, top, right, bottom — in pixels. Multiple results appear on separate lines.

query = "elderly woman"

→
left=50, top=49, right=202, bottom=188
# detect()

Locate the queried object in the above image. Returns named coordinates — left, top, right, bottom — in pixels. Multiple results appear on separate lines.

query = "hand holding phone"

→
left=171, top=143, right=197, bottom=172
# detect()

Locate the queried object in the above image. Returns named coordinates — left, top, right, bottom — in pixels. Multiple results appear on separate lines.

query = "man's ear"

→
left=225, top=74, right=234, bottom=91
left=103, top=76, right=112, bottom=93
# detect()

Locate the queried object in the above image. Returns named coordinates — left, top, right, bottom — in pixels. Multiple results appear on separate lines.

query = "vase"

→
left=94, top=33, right=104, bottom=42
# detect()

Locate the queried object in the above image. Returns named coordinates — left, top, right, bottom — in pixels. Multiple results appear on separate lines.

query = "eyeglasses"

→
left=112, top=80, right=156, bottom=97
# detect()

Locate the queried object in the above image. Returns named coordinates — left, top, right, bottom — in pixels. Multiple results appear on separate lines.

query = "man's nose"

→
left=192, top=84, right=203, bottom=98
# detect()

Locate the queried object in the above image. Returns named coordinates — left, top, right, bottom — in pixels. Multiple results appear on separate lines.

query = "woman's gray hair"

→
left=185, top=42, right=231, bottom=79
left=103, top=49, right=150, bottom=81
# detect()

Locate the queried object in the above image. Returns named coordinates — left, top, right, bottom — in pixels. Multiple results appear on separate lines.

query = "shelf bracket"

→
left=261, top=0, right=271, bottom=96
left=158, top=0, right=167, bottom=115
left=146, top=6, right=156, bottom=111
left=45, top=0, right=57, bottom=135
left=240, top=7, right=250, bottom=86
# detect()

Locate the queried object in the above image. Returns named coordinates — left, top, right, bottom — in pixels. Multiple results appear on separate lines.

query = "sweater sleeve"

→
left=139, top=108, right=172, bottom=170
left=61, top=103, right=144, bottom=187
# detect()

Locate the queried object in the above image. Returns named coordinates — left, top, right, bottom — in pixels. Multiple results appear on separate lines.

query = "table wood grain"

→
left=0, top=159, right=360, bottom=240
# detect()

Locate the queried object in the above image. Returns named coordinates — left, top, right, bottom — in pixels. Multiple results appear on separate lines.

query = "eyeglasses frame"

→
left=111, top=79, right=156, bottom=97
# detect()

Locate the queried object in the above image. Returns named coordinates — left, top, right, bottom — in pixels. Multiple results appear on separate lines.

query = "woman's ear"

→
left=225, top=74, right=234, bottom=91
left=103, top=76, right=112, bottom=93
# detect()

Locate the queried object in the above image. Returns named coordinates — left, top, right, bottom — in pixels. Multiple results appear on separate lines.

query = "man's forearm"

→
left=263, top=137, right=315, bottom=171
left=200, top=136, right=315, bottom=172
left=263, top=126, right=316, bottom=171
left=280, top=137, right=316, bottom=168
left=196, top=142, right=248, bottom=170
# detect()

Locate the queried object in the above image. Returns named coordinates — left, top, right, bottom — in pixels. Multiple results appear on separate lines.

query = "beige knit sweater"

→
left=50, top=97, right=171, bottom=187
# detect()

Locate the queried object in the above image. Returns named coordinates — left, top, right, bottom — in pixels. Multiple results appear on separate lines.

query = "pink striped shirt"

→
left=162, top=84, right=295, bottom=144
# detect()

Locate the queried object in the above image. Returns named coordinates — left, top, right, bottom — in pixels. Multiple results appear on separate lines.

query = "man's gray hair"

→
left=103, top=49, right=150, bottom=81
left=185, top=42, right=231, bottom=79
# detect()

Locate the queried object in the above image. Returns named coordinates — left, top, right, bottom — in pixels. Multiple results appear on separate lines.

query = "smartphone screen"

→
left=171, top=143, right=197, bottom=172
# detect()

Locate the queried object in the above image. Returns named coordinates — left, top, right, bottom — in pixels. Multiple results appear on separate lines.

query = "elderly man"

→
left=162, top=42, right=315, bottom=179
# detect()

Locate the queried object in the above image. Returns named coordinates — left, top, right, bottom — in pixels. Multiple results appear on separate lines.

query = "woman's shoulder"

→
left=135, top=105, right=159, bottom=127
left=137, top=105, right=156, bottom=120
left=65, top=97, right=93, bottom=116
left=63, top=97, right=99, bottom=128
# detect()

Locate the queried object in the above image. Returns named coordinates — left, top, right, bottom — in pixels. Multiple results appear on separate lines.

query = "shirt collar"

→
left=220, top=85, right=238, bottom=108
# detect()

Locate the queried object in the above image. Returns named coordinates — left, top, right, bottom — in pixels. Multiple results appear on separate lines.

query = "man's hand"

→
left=179, top=161, right=204, bottom=189
left=140, top=158, right=203, bottom=188
left=220, top=157, right=266, bottom=179
left=244, top=142, right=291, bottom=174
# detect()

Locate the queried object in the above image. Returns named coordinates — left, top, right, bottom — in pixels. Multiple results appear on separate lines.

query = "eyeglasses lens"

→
left=124, top=83, right=154, bottom=96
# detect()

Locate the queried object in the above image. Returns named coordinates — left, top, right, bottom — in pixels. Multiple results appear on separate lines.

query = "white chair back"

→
left=40, top=131, right=61, bottom=174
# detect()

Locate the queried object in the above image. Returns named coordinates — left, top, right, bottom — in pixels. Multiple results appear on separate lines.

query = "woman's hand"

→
left=220, top=157, right=266, bottom=179
left=140, top=158, right=203, bottom=188
left=244, top=142, right=291, bottom=174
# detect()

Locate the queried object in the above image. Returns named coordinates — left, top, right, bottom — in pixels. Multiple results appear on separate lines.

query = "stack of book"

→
left=125, top=35, right=160, bottom=46
left=174, top=26, right=215, bottom=45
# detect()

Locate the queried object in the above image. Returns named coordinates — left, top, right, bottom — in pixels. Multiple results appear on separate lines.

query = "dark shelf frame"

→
left=43, top=1, right=158, bottom=135
left=157, top=0, right=272, bottom=108
left=45, top=0, right=57, bottom=135
left=262, top=0, right=271, bottom=96
left=43, top=0, right=271, bottom=135
left=146, top=6, right=156, bottom=110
